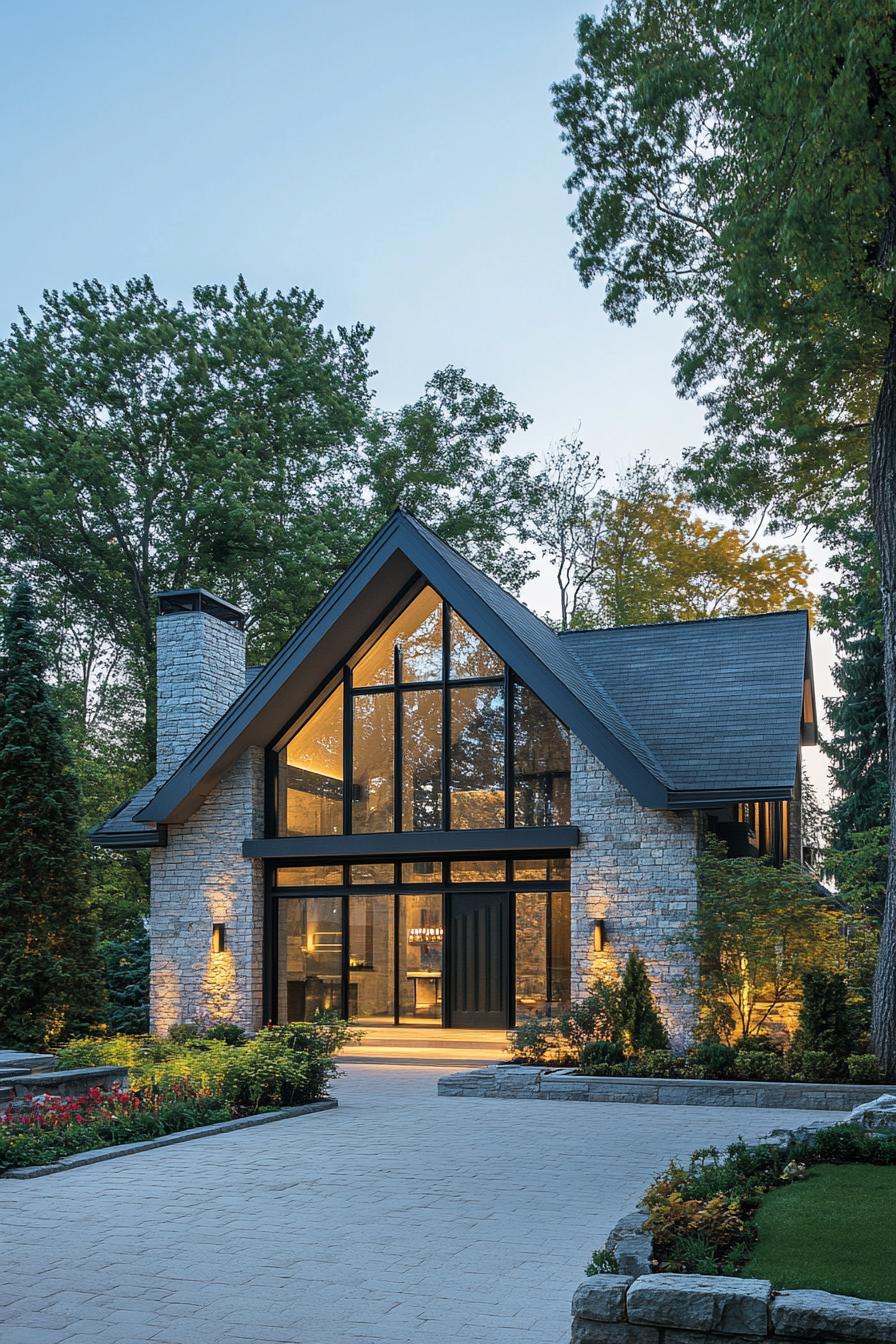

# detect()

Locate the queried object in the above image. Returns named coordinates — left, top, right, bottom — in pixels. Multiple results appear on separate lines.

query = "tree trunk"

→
left=870, top=313, right=896, bottom=1078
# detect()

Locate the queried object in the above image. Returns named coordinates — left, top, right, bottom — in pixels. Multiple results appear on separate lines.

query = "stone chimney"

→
left=155, top=589, right=247, bottom=782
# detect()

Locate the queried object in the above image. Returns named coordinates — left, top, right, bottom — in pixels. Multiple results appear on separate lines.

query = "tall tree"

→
left=529, top=435, right=606, bottom=628
left=534, top=446, right=812, bottom=629
left=0, top=580, right=102, bottom=1047
left=822, top=525, right=889, bottom=847
left=553, top=1, right=896, bottom=1071
left=0, top=278, right=535, bottom=767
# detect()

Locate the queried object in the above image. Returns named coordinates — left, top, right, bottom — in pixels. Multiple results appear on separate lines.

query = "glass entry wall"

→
left=269, top=857, right=571, bottom=1028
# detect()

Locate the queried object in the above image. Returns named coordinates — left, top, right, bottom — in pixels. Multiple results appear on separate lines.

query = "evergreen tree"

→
left=822, top=526, right=889, bottom=847
left=99, top=928, right=149, bottom=1035
left=618, top=948, right=668, bottom=1051
left=0, top=580, right=102, bottom=1047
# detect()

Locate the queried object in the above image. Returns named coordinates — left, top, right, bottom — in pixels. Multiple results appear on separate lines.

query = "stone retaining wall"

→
left=438, top=1065, right=887, bottom=1112
left=571, top=1272, right=896, bottom=1344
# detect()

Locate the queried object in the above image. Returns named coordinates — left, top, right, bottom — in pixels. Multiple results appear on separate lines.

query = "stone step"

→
left=0, top=1051, right=57, bottom=1074
left=10, top=1065, right=129, bottom=1099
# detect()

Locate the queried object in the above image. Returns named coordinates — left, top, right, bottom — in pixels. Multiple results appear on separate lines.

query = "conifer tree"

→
left=618, top=948, right=668, bottom=1052
left=0, top=579, right=102, bottom=1047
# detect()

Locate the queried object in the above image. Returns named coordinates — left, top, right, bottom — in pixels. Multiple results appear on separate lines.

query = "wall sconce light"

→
left=212, top=923, right=226, bottom=954
left=593, top=919, right=605, bottom=953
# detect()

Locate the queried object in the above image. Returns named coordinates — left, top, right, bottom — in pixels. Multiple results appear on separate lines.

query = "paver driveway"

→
left=1, top=1065, right=844, bottom=1344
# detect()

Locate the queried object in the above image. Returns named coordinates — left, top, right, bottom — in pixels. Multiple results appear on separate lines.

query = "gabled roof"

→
left=561, top=609, right=814, bottom=805
left=99, top=510, right=813, bottom=841
left=135, top=511, right=672, bottom=826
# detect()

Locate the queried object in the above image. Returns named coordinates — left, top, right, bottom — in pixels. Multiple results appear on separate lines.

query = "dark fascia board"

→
left=89, top=824, right=167, bottom=850
left=801, top=619, right=819, bottom=747
left=137, top=516, right=418, bottom=823
left=137, top=513, right=669, bottom=825
left=243, top=827, right=580, bottom=860
left=667, top=786, right=794, bottom=810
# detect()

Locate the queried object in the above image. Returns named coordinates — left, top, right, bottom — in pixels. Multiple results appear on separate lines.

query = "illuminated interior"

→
left=275, top=585, right=570, bottom=838
left=271, top=858, right=572, bottom=1028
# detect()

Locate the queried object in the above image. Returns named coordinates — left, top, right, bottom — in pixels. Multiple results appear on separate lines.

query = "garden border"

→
left=437, top=1065, right=887, bottom=1111
left=3, top=1098, right=337, bottom=1179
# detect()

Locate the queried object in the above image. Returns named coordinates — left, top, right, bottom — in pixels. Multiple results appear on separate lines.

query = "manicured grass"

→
left=744, top=1164, right=896, bottom=1302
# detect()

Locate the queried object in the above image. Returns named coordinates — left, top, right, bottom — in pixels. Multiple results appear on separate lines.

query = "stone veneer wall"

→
left=570, top=735, right=700, bottom=1046
left=150, top=608, right=264, bottom=1035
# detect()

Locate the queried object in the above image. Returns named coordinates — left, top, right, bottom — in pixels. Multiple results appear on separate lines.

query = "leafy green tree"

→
left=552, top=2, right=896, bottom=1070
left=535, top=446, right=812, bottom=629
left=0, top=278, right=535, bottom=766
left=618, top=947, right=669, bottom=1050
left=794, top=971, right=855, bottom=1064
left=0, top=580, right=102, bottom=1047
left=686, top=837, right=841, bottom=1043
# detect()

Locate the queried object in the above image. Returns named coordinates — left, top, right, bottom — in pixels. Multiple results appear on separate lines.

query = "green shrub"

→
left=508, top=1016, right=557, bottom=1063
left=168, top=1022, right=202, bottom=1043
left=736, top=1033, right=784, bottom=1056
left=619, top=948, right=668, bottom=1050
left=585, top=1248, right=619, bottom=1276
left=204, top=1023, right=246, bottom=1045
left=847, top=1053, right=882, bottom=1084
left=733, top=1050, right=789, bottom=1082
left=580, top=1040, right=625, bottom=1075
left=221, top=1043, right=311, bottom=1111
left=627, top=1049, right=676, bottom=1078
left=687, top=1042, right=738, bottom=1079
left=795, top=1049, right=841, bottom=1082
left=795, top=970, right=855, bottom=1062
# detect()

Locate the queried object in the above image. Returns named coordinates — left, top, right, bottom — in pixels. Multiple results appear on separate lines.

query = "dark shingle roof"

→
left=561, top=610, right=810, bottom=797
left=90, top=776, right=163, bottom=847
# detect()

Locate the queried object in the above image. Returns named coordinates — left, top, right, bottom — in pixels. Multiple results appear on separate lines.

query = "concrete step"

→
left=340, top=1028, right=509, bottom=1068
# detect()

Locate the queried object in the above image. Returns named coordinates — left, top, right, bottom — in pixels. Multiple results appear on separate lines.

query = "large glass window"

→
left=274, top=868, right=569, bottom=1027
left=278, top=896, right=342, bottom=1023
left=513, top=684, right=571, bottom=826
left=450, top=684, right=504, bottom=827
left=273, top=587, right=570, bottom=837
left=277, top=687, right=343, bottom=837
left=450, top=611, right=503, bottom=679
left=352, top=693, right=394, bottom=832
left=354, top=586, right=442, bottom=686
left=402, top=689, right=442, bottom=830
left=398, top=892, right=443, bottom=1022
left=349, top=895, right=394, bottom=1023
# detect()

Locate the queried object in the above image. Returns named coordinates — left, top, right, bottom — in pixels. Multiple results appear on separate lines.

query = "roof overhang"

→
left=244, top=827, right=580, bottom=861
left=89, top=823, right=167, bottom=850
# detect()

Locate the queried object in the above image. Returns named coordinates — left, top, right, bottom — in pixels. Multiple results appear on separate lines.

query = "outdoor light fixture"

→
left=593, top=919, right=605, bottom=953
left=212, top=923, right=226, bottom=954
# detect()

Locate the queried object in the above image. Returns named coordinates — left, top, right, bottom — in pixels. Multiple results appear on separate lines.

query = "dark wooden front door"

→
left=448, top=891, right=510, bottom=1028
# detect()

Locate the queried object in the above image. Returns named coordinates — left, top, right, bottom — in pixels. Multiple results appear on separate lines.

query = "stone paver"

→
left=0, top=1066, right=845, bottom=1344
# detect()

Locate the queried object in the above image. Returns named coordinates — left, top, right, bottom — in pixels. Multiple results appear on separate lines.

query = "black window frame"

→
left=264, top=852, right=572, bottom=1027
left=270, top=583, right=570, bottom=840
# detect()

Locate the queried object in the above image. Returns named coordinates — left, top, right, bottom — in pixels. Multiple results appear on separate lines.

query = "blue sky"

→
left=0, top=1, right=831, bottom=787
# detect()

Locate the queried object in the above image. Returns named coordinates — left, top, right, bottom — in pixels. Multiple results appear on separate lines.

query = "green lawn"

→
left=744, top=1164, right=896, bottom=1303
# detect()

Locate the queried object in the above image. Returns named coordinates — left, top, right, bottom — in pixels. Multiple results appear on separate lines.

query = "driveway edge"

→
left=3, top=1098, right=338, bottom=1179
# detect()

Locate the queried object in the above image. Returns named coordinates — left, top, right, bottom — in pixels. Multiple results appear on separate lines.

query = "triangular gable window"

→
left=274, top=585, right=569, bottom=837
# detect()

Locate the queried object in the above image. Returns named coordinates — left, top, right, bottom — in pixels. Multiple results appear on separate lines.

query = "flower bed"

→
left=590, top=1123, right=896, bottom=1279
left=1, top=1017, right=357, bottom=1173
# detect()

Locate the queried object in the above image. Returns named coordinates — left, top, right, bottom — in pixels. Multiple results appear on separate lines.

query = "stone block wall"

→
left=156, top=608, right=246, bottom=781
left=570, top=736, right=700, bottom=1045
left=570, top=1272, right=896, bottom=1344
left=150, top=603, right=264, bottom=1034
